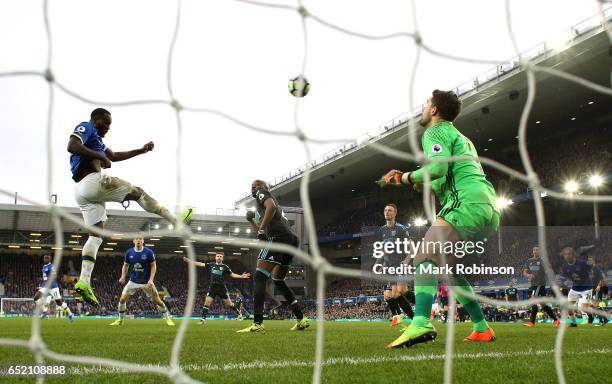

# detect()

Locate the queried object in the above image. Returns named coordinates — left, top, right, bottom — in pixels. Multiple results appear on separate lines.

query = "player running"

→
left=33, top=254, right=74, bottom=322
left=110, top=236, right=174, bottom=326
left=378, top=89, right=499, bottom=348
left=377, top=203, right=414, bottom=326
left=233, top=290, right=249, bottom=320
left=68, top=108, right=192, bottom=307
left=559, top=247, right=593, bottom=327
left=238, top=180, right=310, bottom=333
left=522, top=245, right=560, bottom=327
left=182, top=252, right=250, bottom=324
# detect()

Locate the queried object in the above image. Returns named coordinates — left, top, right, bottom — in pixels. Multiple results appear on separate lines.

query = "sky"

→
left=0, top=0, right=603, bottom=212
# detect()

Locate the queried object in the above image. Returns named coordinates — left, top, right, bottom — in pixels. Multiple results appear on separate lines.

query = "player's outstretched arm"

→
left=182, top=256, right=206, bottom=268
left=67, top=136, right=111, bottom=168
left=230, top=272, right=251, bottom=279
left=105, top=141, right=154, bottom=162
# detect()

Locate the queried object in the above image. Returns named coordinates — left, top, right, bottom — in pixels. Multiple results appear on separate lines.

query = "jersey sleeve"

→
left=224, top=265, right=233, bottom=276
left=124, top=251, right=129, bottom=264
left=70, top=124, right=93, bottom=144
left=149, top=249, right=156, bottom=262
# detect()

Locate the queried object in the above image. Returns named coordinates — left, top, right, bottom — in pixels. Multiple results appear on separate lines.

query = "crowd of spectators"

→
left=1, top=215, right=610, bottom=319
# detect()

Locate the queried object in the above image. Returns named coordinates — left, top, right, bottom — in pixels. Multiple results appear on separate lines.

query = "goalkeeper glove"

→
left=257, top=230, right=268, bottom=241
left=377, top=169, right=407, bottom=187
left=246, top=210, right=255, bottom=223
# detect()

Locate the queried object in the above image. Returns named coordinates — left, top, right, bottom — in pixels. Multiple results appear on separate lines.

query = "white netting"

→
left=0, top=1, right=611, bottom=383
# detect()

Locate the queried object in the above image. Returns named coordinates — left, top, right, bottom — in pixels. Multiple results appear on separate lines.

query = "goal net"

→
left=0, top=298, right=35, bottom=317
left=0, top=1, right=610, bottom=384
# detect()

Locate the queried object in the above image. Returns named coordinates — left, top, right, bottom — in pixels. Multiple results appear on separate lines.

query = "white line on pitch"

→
left=68, top=348, right=612, bottom=375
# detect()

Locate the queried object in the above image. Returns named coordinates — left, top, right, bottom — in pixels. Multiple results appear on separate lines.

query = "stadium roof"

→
left=236, top=11, right=612, bottom=206
left=0, top=203, right=260, bottom=257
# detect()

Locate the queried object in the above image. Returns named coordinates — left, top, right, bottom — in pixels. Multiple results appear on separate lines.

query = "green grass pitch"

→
left=0, top=318, right=610, bottom=383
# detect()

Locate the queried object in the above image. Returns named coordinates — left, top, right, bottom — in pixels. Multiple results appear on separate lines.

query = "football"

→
left=288, top=75, right=310, bottom=98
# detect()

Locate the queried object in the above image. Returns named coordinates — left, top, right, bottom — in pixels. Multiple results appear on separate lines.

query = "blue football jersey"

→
left=124, top=247, right=156, bottom=284
left=561, top=259, right=592, bottom=291
left=41, top=263, right=59, bottom=289
left=69, top=121, right=106, bottom=181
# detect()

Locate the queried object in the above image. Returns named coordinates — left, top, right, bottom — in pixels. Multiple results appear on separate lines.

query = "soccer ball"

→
left=288, top=75, right=310, bottom=98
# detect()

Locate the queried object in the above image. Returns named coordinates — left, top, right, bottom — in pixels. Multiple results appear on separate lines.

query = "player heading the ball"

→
left=237, top=179, right=310, bottom=333
left=67, top=108, right=193, bottom=307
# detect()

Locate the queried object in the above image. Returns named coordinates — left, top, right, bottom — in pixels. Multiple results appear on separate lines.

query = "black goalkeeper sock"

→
left=542, top=305, right=557, bottom=321
left=530, top=305, right=538, bottom=323
left=387, top=298, right=400, bottom=316
left=396, top=295, right=414, bottom=318
left=253, top=269, right=269, bottom=325
left=201, top=305, right=209, bottom=319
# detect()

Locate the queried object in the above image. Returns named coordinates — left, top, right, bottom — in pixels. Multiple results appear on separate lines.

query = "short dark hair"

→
left=431, top=90, right=461, bottom=121
left=385, top=203, right=398, bottom=211
left=90, top=108, right=110, bottom=120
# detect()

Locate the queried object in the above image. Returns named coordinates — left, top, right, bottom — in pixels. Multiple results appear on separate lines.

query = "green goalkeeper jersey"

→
left=411, top=120, right=498, bottom=209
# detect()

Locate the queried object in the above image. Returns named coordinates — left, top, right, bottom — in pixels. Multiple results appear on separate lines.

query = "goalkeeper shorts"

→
left=438, top=202, right=500, bottom=241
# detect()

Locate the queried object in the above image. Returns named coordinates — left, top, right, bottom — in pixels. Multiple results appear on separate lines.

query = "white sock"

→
left=61, top=302, right=72, bottom=316
left=136, top=193, right=176, bottom=224
left=80, top=236, right=103, bottom=285
left=118, top=302, right=126, bottom=320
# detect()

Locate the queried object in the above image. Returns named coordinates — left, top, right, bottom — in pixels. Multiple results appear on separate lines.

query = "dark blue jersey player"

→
left=560, top=247, right=593, bottom=327
left=33, top=254, right=74, bottom=322
left=110, top=236, right=174, bottom=326
left=68, top=108, right=193, bottom=308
